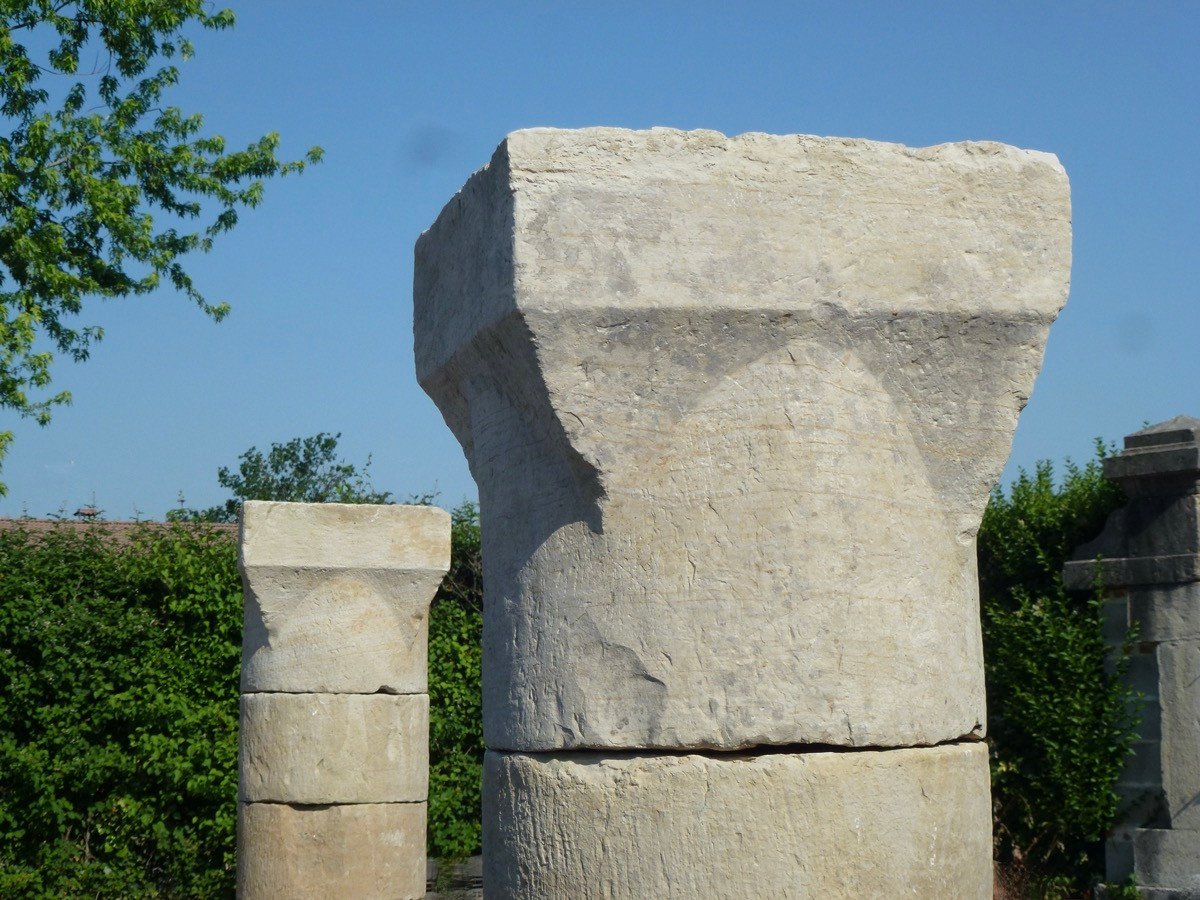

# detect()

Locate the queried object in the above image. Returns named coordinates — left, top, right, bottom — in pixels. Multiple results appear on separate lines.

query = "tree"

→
left=170, top=432, right=393, bottom=522
left=0, top=2, right=322, bottom=494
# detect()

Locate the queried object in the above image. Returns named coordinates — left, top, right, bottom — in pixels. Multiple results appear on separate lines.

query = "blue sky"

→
left=1, top=2, right=1196, bottom=519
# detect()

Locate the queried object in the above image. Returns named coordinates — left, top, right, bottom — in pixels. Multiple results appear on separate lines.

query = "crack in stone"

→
left=496, top=733, right=987, bottom=761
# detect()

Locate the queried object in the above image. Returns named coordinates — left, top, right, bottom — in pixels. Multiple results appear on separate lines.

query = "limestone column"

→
left=235, top=501, right=450, bottom=899
left=415, top=127, right=1071, bottom=897
left=1065, top=417, right=1200, bottom=897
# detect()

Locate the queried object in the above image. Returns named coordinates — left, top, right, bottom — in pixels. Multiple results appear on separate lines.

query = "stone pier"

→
left=415, top=127, right=1071, bottom=897
left=1065, top=417, right=1200, bottom=898
left=235, top=501, right=450, bottom=899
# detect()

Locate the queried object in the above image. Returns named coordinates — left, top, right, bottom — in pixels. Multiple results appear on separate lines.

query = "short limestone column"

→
left=235, top=501, right=450, bottom=899
left=415, top=127, right=1071, bottom=897
left=1065, top=417, right=1200, bottom=898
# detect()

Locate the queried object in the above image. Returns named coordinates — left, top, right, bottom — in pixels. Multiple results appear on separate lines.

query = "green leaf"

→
left=0, top=1, right=322, bottom=491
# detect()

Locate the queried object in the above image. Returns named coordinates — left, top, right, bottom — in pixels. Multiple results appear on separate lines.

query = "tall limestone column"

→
left=235, top=501, right=450, bottom=900
left=415, top=127, right=1071, bottom=897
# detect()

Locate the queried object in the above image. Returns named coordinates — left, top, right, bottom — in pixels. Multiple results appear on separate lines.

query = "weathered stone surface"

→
left=239, top=501, right=450, bottom=571
left=1065, top=417, right=1200, bottom=892
left=1066, top=554, right=1200, bottom=591
left=1066, top=417, right=1200, bottom=592
left=1131, top=829, right=1200, bottom=895
left=483, top=742, right=992, bottom=898
left=415, top=127, right=1071, bottom=752
left=237, top=801, right=425, bottom=899
left=1159, top=642, right=1200, bottom=831
left=239, top=501, right=450, bottom=694
left=1128, top=584, right=1200, bottom=643
left=1107, top=416, right=1200, bottom=483
left=239, top=693, right=427, bottom=803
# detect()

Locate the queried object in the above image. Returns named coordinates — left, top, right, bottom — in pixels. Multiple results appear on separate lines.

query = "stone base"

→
left=483, top=742, right=991, bottom=899
left=237, top=801, right=425, bottom=899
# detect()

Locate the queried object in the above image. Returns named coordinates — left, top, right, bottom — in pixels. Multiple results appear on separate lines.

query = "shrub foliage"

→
left=427, top=503, right=483, bottom=860
left=0, top=443, right=1143, bottom=894
left=0, top=503, right=485, bottom=896
left=0, top=522, right=241, bottom=897
left=978, top=445, right=1138, bottom=895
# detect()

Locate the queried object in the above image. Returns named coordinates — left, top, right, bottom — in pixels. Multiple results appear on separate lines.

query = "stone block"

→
left=1123, top=739, right=1165, bottom=787
left=1133, top=701, right=1163, bottom=742
left=414, top=127, right=1071, bottom=752
left=1066, top=555, right=1200, bottom=592
left=1129, top=649, right=1164, bottom=700
left=239, top=693, right=428, bottom=804
left=1104, top=594, right=1132, bottom=645
left=1130, top=584, right=1200, bottom=643
left=1124, top=493, right=1200, bottom=559
left=1133, top=828, right=1200, bottom=893
left=237, top=801, right=425, bottom=899
left=1116, top=783, right=1168, bottom=833
left=483, top=741, right=992, bottom=899
left=1158, top=642, right=1200, bottom=830
left=239, top=500, right=450, bottom=571
left=239, top=501, right=450, bottom=694
left=1106, top=828, right=1136, bottom=883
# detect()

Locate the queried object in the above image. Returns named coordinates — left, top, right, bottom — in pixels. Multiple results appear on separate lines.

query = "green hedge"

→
left=0, top=455, right=1139, bottom=895
left=0, top=509, right=485, bottom=897
left=427, top=504, right=483, bottom=861
left=978, top=446, right=1139, bottom=897
left=0, top=523, right=241, bottom=898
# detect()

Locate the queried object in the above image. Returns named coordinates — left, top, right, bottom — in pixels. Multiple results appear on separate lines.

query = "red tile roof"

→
left=0, top=518, right=237, bottom=545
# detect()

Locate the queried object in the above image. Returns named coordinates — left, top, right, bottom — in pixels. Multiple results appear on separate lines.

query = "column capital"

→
left=416, top=128, right=1070, bottom=753
left=238, top=501, right=450, bottom=695
left=1065, top=416, right=1200, bottom=591
left=1105, top=416, right=1200, bottom=484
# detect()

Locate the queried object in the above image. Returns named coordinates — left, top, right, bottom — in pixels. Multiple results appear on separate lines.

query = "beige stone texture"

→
left=1158, top=641, right=1200, bottom=831
left=239, top=693, right=428, bottom=804
left=239, top=501, right=450, bottom=694
left=239, top=500, right=450, bottom=571
left=237, top=801, right=425, bottom=899
left=483, top=742, right=992, bottom=898
left=414, top=127, right=1071, bottom=752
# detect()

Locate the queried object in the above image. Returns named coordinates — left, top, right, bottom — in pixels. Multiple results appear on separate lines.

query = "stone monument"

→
left=235, top=501, right=450, bottom=899
left=415, top=127, right=1071, bottom=897
left=1065, top=417, right=1200, bottom=898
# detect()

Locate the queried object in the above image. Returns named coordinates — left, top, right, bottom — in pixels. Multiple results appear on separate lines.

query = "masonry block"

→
left=239, top=502, right=450, bottom=694
left=237, top=802, right=426, bottom=900
left=484, top=743, right=993, bottom=899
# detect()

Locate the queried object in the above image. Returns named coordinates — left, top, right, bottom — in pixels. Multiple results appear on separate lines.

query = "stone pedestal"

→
left=1065, top=417, right=1200, bottom=898
left=235, top=501, right=450, bottom=900
left=415, top=127, right=1072, bottom=897
left=484, top=743, right=992, bottom=898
